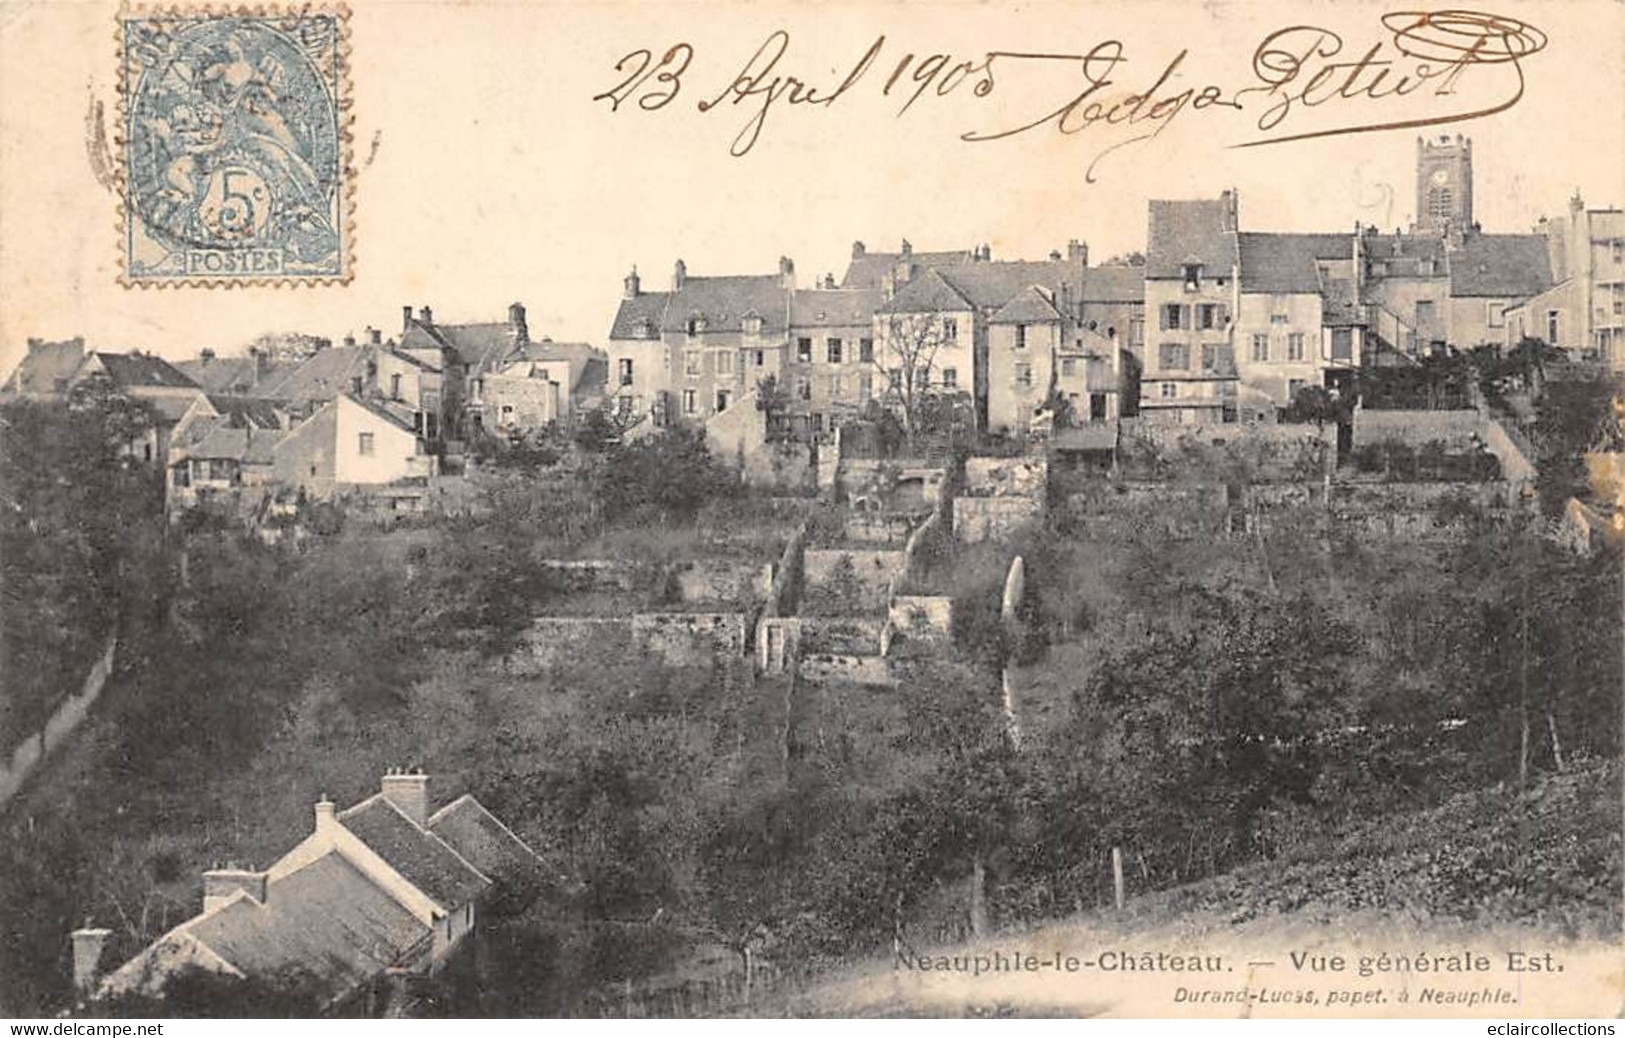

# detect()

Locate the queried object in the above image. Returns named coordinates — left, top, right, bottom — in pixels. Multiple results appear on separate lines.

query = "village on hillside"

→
left=2, top=136, right=1623, bottom=1017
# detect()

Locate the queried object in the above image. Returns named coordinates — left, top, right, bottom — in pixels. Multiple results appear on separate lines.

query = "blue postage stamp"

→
left=118, top=5, right=352, bottom=286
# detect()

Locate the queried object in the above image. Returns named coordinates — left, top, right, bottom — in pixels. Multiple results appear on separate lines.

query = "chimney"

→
left=672, top=258, right=687, bottom=291
left=1048, top=249, right=1062, bottom=262
left=402, top=305, right=414, bottom=332
left=343, top=332, right=357, bottom=348
left=381, top=767, right=430, bottom=827
left=200, top=348, right=215, bottom=364
left=1068, top=239, right=1089, bottom=267
left=509, top=302, right=529, bottom=345
left=822, top=273, right=836, bottom=289
left=1570, top=189, right=1585, bottom=215
left=202, top=866, right=267, bottom=912
left=314, top=794, right=336, bottom=833
left=419, top=305, right=433, bottom=326
left=851, top=240, right=866, bottom=259
left=623, top=265, right=641, bottom=299
left=367, top=326, right=382, bottom=346
left=778, top=255, right=796, bottom=290
left=71, top=925, right=111, bottom=1000
left=900, top=238, right=913, bottom=258
left=250, top=346, right=270, bottom=377
left=26, top=337, right=42, bottom=352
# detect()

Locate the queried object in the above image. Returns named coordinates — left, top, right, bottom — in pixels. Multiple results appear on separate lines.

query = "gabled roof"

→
left=841, top=248, right=974, bottom=290
left=662, top=275, right=789, bottom=335
left=940, top=261, right=1081, bottom=310
left=434, top=324, right=518, bottom=379
left=175, top=357, right=261, bottom=394
left=989, top=285, right=1064, bottom=324
left=1078, top=264, right=1145, bottom=303
left=1237, top=232, right=1352, bottom=293
left=789, top=287, right=881, bottom=328
left=254, top=346, right=373, bottom=405
left=1448, top=233, right=1554, bottom=298
left=427, top=795, right=544, bottom=889
left=338, top=796, right=490, bottom=910
left=877, top=268, right=973, bottom=315
left=183, top=853, right=430, bottom=1003
left=344, top=394, right=422, bottom=436
left=609, top=292, right=671, bottom=341
left=1147, top=199, right=1236, bottom=279
left=88, top=352, right=201, bottom=390
left=173, top=420, right=288, bottom=465
left=208, top=395, right=286, bottom=430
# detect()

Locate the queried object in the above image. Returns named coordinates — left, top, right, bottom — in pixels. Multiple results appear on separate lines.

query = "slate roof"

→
left=208, top=395, right=286, bottom=429
left=609, top=292, right=672, bottom=341
left=1362, top=233, right=1448, bottom=279
left=338, top=796, right=490, bottom=910
left=1, top=339, right=86, bottom=396
left=176, top=357, right=261, bottom=394
left=989, top=286, right=1064, bottom=324
left=184, top=853, right=429, bottom=1002
left=173, top=421, right=288, bottom=464
left=1237, top=232, right=1352, bottom=293
left=1448, top=233, right=1554, bottom=298
left=1078, top=264, right=1145, bottom=303
left=434, top=324, right=517, bottom=379
left=877, top=268, right=973, bottom=314
left=346, top=394, right=422, bottom=436
left=841, top=248, right=974, bottom=290
left=255, top=347, right=373, bottom=405
left=663, top=275, right=790, bottom=335
left=427, top=795, right=543, bottom=889
left=941, top=261, right=1081, bottom=310
left=789, top=288, right=881, bottom=328
left=90, top=352, right=201, bottom=390
left=1147, top=199, right=1236, bottom=279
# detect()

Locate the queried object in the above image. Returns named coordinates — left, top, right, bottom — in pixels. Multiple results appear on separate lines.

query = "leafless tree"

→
left=874, top=312, right=957, bottom=447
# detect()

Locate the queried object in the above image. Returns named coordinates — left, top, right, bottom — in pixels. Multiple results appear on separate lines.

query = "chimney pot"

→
left=1049, top=249, right=1062, bottom=262
left=315, top=795, right=336, bottom=832
left=673, top=259, right=687, bottom=291
left=624, top=265, right=641, bottom=300
left=402, top=305, right=413, bottom=331
left=851, top=240, right=866, bottom=259
left=367, top=327, right=381, bottom=346
left=419, top=306, right=433, bottom=325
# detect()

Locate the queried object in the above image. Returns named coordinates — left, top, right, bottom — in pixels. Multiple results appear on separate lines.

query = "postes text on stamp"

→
left=118, top=5, right=352, bottom=286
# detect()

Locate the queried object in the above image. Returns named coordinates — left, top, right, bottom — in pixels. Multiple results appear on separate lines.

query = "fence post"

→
left=1112, top=846, right=1125, bottom=911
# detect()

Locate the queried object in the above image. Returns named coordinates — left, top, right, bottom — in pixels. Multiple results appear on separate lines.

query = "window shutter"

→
left=1181, top=305, right=1191, bottom=330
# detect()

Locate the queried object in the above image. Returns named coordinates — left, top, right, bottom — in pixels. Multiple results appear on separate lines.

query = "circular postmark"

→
left=126, top=15, right=341, bottom=264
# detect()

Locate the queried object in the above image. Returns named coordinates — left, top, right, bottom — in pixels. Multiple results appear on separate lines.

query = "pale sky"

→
left=2, top=0, right=1621, bottom=379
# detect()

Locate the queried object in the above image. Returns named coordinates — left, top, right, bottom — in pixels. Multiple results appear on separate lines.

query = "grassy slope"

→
left=768, top=760, right=1623, bottom=1017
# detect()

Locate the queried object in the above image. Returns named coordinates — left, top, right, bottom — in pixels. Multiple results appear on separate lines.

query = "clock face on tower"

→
left=1431, top=168, right=1451, bottom=186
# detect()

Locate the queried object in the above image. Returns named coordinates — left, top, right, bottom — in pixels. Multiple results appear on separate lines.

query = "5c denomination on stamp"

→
left=117, top=4, right=353, bottom=286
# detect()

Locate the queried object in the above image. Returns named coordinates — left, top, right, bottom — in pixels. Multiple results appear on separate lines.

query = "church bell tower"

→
left=1415, top=134, right=1473, bottom=242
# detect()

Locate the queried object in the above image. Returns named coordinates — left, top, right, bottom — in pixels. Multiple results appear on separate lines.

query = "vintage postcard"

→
left=0, top=0, right=1622, bottom=1024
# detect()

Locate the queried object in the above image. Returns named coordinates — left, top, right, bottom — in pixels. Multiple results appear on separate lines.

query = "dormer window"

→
left=742, top=313, right=763, bottom=336
left=687, top=313, right=708, bottom=336
left=1183, top=263, right=1202, bottom=291
left=635, top=319, right=655, bottom=340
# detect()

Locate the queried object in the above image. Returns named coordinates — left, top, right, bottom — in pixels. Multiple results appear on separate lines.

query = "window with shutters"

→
left=1158, top=343, right=1190, bottom=370
left=1287, top=333, right=1305, bottom=361
left=859, top=338, right=874, bottom=363
left=796, top=338, right=813, bottom=363
left=827, top=338, right=843, bottom=363
left=1251, top=333, right=1269, bottom=362
left=1162, top=303, right=1183, bottom=330
left=1197, top=304, right=1219, bottom=330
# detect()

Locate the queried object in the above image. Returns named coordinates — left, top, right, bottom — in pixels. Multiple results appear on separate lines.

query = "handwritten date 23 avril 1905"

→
left=592, top=10, right=1546, bottom=179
